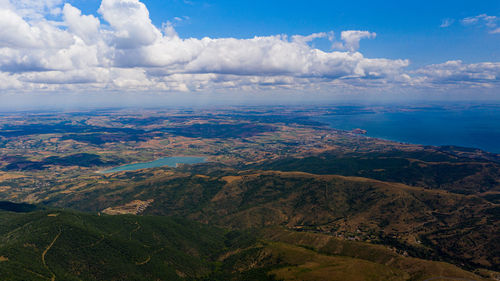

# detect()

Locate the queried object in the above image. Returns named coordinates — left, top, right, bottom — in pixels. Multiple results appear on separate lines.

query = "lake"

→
left=317, top=106, right=500, bottom=153
left=101, top=156, right=207, bottom=173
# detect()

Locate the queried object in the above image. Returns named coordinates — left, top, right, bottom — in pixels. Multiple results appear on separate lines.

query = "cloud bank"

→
left=0, top=0, right=498, bottom=95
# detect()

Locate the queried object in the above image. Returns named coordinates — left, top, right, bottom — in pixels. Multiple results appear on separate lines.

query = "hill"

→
left=0, top=208, right=494, bottom=281
left=0, top=209, right=234, bottom=281
left=253, top=150, right=500, bottom=196
left=39, top=168, right=499, bottom=271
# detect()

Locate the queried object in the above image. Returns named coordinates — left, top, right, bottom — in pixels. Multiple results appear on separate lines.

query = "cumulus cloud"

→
left=98, top=0, right=161, bottom=49
left=63, top=4, right=100, bottom=44
left=414, top=60, right=500, bottom=86
left=332, top=30, right=376, bottom=52
left=0, top=8, right=41, bottom=48
left=0, top=0, right=497, bottom=95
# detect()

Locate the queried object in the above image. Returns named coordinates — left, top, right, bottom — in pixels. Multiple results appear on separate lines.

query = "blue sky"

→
left=0, top=0, right=498, bottom=104
left=67, top=0, right=500, bottom=66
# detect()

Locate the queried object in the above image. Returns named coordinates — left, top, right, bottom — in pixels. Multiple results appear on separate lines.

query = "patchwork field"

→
left=0, top=107, right=498, bottom=280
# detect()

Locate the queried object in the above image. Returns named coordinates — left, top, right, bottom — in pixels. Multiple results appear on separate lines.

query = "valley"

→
left=0, top=106, right=498, bottom=281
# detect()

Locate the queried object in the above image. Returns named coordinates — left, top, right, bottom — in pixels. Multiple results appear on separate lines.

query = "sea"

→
left=316, top=105, right=500, bottom=154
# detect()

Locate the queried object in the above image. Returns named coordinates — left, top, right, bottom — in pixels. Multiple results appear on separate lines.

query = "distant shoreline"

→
left=315, top=107, right=500, bottom=154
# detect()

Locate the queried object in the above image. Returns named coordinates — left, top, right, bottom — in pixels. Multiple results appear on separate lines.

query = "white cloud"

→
left=333, top=30, right=376, bottom=52
left=291, top=32, right=333, bottom=45
left=0, top=8, right=40, bottom=48
left=98, top=0, right=161, bottom=49
left=9, top=0, right=63, bottom=19
left=462, top=14, right=497, bottom=27
left=119, top=34, right=407, bottom=81
left=0, top=72, right=22, bottom=89
left=461, top=14, right=499, bottom=34
left=462, top=16, right=479, bottom=25
left=440, top=18, right=454, bottom=28
left=162, top=21, right=179, bottom=38
left=414, top=60, right=500, bottom=86
left=0, top=0, right=497, bottom=95
left=63, top=4, right=100, bottom=44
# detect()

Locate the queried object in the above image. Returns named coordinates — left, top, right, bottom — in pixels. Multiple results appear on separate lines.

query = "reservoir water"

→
left=317, top=106, right=500, bottom=153
left=101, top=156, right=206, bottom=173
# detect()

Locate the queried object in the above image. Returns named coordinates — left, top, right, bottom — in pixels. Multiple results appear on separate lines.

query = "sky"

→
left=0, top=0, right=499, bottom=107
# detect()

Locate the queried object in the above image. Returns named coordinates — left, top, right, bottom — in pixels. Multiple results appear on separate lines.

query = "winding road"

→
left=41, top=228, right=62, bottom=281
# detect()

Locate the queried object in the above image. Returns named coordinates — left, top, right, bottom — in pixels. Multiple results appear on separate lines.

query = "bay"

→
left=317, top=106, right=500, bottom=153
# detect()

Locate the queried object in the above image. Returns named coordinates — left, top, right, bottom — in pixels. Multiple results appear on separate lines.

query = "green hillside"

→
left=253, top=150, right=500, bottom=195
left=0, top=209, right=232, bottom=281
left=38, top=167, right=499, bottom=271
left=0, top=207, right=493, bottom=281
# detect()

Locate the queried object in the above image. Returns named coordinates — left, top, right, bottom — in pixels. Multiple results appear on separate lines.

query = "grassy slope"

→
left=267, top=242, right=410, bottom=281
left=261, top=227, right=489, bottom=281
